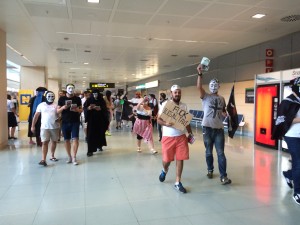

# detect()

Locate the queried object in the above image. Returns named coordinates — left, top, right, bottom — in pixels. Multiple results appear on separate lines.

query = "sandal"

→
left=50, top=157, right=58, bottom=161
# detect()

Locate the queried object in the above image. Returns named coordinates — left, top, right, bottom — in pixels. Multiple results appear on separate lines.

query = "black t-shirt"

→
left=58, top=95, right=82, bottom=123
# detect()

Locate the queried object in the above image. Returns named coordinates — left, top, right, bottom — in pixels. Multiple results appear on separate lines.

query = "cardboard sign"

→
left=160, top=101, right=193, bottom=131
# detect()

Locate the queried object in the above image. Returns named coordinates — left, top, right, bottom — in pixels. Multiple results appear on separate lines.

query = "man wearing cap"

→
left=157, top=85, right=193, bottom=193
left=197, top=65, right=232, bottom=185
left=272, top=77, right=300, bottom=205
left=57, top=84, right=82, bottom=165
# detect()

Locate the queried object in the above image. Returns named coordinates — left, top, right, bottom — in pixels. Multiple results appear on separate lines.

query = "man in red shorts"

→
left=157, top=85, right=193, bottom=193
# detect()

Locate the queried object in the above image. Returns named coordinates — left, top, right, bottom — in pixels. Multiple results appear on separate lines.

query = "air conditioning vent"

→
left=56, top=48, right=70, bottom=52
left=281, top=15, right=300, bottom=22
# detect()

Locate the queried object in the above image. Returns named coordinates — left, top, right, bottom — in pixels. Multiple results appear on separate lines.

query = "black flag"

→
left=226, top=84, right=238, bottom=138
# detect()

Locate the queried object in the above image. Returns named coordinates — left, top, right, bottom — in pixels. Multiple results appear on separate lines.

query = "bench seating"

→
left=189, top=110, right=204, bottom=128
left=189, top=110, right=245, bottom=134
left=223, top=114, right=245, bottom=135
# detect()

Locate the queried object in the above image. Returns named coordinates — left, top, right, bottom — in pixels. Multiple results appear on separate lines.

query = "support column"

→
left=0, top=29, right=7, bottom=148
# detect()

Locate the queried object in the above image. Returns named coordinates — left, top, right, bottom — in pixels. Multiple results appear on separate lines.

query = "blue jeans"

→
left=284, top=136, right=300, bottom=194
left=203, top=126, right=227, bottom=178
left=61, top=122, right=80, bottom=140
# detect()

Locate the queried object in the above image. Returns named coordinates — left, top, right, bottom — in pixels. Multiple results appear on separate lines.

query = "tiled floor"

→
left=1, top=122, right=299, bottom=225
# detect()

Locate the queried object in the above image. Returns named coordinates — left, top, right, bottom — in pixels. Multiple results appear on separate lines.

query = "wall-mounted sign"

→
left=90, top=83, right=115, bottom=89
left=245, top=88, right=254, bottom=103
left=266, top=49, right=274, bottom=57
left=135, top=80, right=159, bottom=90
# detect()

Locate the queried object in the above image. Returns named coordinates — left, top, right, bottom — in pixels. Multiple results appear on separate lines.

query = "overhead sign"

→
left=159, top=100, right=193, bottom=131
left=145, top=80, right=159, bottom=88
left=90, top=83, right=115, bottom=89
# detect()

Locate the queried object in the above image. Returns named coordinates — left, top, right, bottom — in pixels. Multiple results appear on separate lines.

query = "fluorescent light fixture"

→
left=84, top=62, right=89, bottom=65
left=252, top=14, right=266, bottom=19
left=87, top=0, right=99, bottom=3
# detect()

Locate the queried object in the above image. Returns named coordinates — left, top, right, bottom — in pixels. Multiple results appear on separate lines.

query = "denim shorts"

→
left=61, top=122, right=80, bottom=140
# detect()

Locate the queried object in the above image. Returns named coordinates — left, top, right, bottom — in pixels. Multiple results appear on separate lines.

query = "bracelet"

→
left=198, top=72, right=202, bottom=77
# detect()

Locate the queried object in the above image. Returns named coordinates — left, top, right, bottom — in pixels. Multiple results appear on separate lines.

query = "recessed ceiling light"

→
left=84, top=62, right=89, bottom=65
left=87, top=0, right=100, bottom=3
left=252, top=14, right=266, bottom=19
left=83, top=77, right=87, bottom=78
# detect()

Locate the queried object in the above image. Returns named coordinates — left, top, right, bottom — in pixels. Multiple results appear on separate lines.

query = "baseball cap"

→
left=170, top=85, right=181, bottom=92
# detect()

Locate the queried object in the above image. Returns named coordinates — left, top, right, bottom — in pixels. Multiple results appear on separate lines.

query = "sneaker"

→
left=207, top=171, right=213, bottom=179
left=159, top=170, right=166, bottom=182
left=73, top=158, right=78, bottom=165
left=283, top=171, right=293, bottom=189
left=105, top=131, right=111, bottom=136
left=293, top=193, right=300, bottom=205
left=174, top=182, right=187, bottom=193
left=151, top=149, right=158, bottom=155
left=38, top=160, right=47, bottom=166
left=221, top=177, right=232, bottom=185
left=66, top=158, right=72, bottom=163
left=137, top=148, right=142, bottom=153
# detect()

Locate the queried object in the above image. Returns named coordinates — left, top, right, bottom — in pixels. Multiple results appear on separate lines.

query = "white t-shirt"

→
left=7, top=100, right=14, bottom=112
left=285, top=108, right=300, bottom=137
left=36, top=102, right=59, bottom=129
left=158, top=101, right=187, bottom=137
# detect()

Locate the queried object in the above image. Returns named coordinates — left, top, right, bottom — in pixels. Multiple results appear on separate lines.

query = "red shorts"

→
left=161, top=134, right=189, bottom=162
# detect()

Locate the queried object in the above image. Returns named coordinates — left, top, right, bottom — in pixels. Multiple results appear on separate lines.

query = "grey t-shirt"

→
left=201, top=93, right=226, bottom=129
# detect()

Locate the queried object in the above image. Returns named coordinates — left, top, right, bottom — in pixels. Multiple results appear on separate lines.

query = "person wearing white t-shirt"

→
left=157, top=85, right=193, bottom=194
left=31, top=91, right=60, bottom=166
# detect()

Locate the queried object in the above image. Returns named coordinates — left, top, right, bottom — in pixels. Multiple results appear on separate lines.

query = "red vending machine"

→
left=254, top=84, right=279, bottom=148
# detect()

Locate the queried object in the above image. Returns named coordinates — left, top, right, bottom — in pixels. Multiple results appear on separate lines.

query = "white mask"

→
left=66, top=85, right=75, bottom=95
left=46, top=92, right=55, bottom=104
left=93, top=93, right=98, bottom=99
left=209, top=79, right=220, bottom=94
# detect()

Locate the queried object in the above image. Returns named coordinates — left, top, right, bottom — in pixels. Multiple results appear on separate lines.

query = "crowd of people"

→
left=6, top=64, right=300, bottom=203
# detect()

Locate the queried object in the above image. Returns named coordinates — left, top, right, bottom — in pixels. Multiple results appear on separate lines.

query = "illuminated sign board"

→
left=136, top=84, right=145, bottom=89
left=135, top=80, right=159, bottom=90
left=145, top=80, right=159, bottom=88
left=90, top=83, right=115, bottom=89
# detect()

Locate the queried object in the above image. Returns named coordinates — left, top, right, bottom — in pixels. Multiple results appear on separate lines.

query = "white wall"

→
left=47, top=79, right=59, bottom=103
left=0, top=29, right=7, bottom=148
left=20, top=66, right=46, bottom=90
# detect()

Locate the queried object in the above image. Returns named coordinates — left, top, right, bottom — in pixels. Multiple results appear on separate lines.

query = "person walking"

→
left=57, top=84, right=82, bottom=165
left=133, top=96, right=157, bottom=154
left=114, top=95, right=123, bottom=129
left=196, top=64, right=232, bottom=185
left=157, top=85, right=193, bottom=193
left=149, top=94, right=158, bottom=128
left=31, top=91, right=60, bottom=166
left=27, top=87, right=47, bottom=145
left=158, top=93, right=167, bottom=141
left=272, top=77, right=300, bottom=205
left=103, top=90, right=113, bottom=136
left=84, top=90, right=109, bottom=156
left=7, top=94, right=18, bottom=139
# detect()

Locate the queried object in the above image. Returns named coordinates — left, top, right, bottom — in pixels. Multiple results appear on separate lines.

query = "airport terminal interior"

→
left=2, top=0, right=300, bottom=224
left=0, top=122, right=299, bottom=225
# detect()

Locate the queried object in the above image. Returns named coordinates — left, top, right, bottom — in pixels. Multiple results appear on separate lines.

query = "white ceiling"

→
left=1, top=0, right=300, bottom=89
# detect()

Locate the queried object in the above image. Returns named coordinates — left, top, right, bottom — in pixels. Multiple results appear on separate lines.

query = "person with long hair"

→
left=133, top=96, right=157, bottom=154
left=103, top=90, right=113, bottom=136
